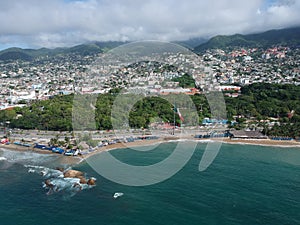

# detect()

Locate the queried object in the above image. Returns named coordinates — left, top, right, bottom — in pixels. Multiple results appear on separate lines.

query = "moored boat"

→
left=113, top=192, right=124, bottom=199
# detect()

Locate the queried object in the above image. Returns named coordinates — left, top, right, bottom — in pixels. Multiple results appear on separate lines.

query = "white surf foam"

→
left=0, top=149, right=57, bottom=165
left=25, top=165, right=96, bottom=196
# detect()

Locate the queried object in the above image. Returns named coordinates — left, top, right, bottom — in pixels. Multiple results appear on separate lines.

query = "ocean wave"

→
left=24, top=165, right=64, bottom=178
left=0, top=156, right=10, bottom=170
left=166, top=139, right=195, bottom=143
left=165, top=139, right=218, bottom=144
left=196, top=139, right=217, bottom=143
left=0, top=149, right=57, bottom=165
left=224, top=141, right=300, bottom=148
left=1, top=149, right=96, bottom=196
left=0, top=156, right=7, bottom=161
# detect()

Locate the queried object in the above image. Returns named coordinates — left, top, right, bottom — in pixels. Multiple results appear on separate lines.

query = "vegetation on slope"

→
left=1, top=83, right=299, bottom=137
left=195, top=27, right=300, bottom=52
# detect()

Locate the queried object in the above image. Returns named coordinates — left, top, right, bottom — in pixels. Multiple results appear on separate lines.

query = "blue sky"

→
left=265, top=0, right=278, bottom=6
left=0, top=0, right=299, bottom=50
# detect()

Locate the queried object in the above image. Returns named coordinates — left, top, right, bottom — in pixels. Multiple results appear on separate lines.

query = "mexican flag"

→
left=174, top=106, right=184, bottom=122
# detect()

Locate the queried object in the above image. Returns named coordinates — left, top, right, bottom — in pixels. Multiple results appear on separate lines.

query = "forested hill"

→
left=0, top=41, right=125, bottom=61
left=1, top=27, right=300, bottom=61
left=194, top=27, right=300, bottom=52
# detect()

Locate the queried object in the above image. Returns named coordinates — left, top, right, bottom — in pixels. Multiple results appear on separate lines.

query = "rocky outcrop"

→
left=79, top=177, right=87, bottom=184
left=63, top=169, right=96, bottom=185
left=87, top=178, right=96, bottom=185
left=44, top=179, right=54, bottom=188
left=63, top=169, right=84, bottom=178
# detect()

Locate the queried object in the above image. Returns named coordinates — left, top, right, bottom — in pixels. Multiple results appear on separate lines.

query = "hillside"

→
left=174, top=37, right=208, bottom=49
left=0, top=41, right=125, bottom=61
left=1, top=27, right=300, bottom=61
left=194, top=27, right=300, bottom=52
left=0, top=49, right=33, bottom=61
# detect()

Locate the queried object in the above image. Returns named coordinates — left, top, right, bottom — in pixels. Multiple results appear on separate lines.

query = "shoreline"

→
left=222, top=138, right=300, bottom=148
left=1, top=137, right=300, bottom=165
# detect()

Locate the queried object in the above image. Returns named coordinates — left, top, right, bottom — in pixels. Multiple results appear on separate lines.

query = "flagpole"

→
left=179, top=107, right=181, bottom=131
left=173, top=102, right=176, bottom=135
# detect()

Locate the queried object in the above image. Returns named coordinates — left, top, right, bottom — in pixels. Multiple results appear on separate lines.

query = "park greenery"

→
left=0, top=83, right=299, bottom=138
left=172, top=74, right=196, bottom=88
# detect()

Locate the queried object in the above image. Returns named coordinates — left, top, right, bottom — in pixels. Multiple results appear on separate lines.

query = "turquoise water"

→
left=1, top=142, right=300, bottom=225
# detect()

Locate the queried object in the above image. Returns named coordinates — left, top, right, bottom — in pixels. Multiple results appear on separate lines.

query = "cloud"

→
left=263, top=0, right=300, bottom=28
left=0, top=0, right=299, bottom=49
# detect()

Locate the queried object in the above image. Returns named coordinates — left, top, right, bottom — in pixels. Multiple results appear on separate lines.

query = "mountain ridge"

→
left=194, top=26, right=300, bottom=52
left=1, top=27, right=300, bottom=61
left=0, top=41, right=126, bottom=61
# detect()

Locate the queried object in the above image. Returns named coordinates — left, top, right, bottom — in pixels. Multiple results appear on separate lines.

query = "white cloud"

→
left=0, top=0, right=299, bottom=49
left=263, top=0, right=300, bottom=28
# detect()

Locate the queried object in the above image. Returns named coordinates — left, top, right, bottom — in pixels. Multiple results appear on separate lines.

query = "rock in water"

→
left=79, top=177, right=87, bottom=184
left=44, top=179, right=54, bottom=188
left=63, top=169, right=84, bottom=178
left=87, top=178, right=96, bottom=186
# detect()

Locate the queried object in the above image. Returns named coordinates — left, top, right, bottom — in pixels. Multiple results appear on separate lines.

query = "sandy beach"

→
left=1, top=136, right=300, bottom=165
left=0, top=137, right=168, bottom=165
left=222, top=138, right=300, bottom=147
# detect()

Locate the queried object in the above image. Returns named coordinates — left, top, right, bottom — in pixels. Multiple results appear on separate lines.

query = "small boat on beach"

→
left=52, top=147, right=65, bottom=154
left=64, top=150, right=75, bottom=156
left=64, top=149, right=79, bottom=156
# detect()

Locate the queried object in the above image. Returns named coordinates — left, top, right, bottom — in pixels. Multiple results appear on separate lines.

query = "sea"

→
left=1, top=142, right=300, bottom=225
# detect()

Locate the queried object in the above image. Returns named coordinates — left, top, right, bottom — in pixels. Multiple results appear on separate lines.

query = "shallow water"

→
left=1, top=143, right=300, bottom=225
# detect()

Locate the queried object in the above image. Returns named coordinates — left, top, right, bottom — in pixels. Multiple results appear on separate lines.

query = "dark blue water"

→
left=1, top=142, right=300, bottom=225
